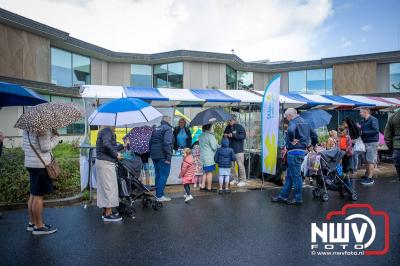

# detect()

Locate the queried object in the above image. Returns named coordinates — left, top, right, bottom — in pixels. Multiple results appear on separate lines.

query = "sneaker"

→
left=102, top=214, right=122, bottom=222
left=218, top=189, right=224, bottom=195
left=360, top=177, right=374, bottom=186
left=230, top=180, right=238, bottom=186
left=32, top=224, right=57, bottom=235
left=157, top=196, right=171, bottom=202
left=27, top=223, right=35, bottom=232
left=185, top=195, right=193, bottom=202
left=224, top=189, right=231, bottom=194
left=193, top=183, right=197, bottom=188
left=237, top=181, right=247, bottom=187
left=286, top=199, right=303, bottom=205
left=271, top=196, right=287, bottom=203
left=183, top=194, right=187, bottom=198
left=102, top=210, right=120, bottom=219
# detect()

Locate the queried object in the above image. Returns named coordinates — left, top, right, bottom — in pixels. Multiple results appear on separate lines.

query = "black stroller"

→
left=116, top=156, right=162, bottom=218
left=312, top=148, right=358, bottom=202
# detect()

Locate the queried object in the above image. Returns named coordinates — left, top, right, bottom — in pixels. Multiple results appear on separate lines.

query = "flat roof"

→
left=1, top=8, right=400, bottom=73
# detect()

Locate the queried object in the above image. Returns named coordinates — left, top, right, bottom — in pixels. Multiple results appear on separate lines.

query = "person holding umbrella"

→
left=15, top=102, right=83, bottom=235
left=96, top=126, right=124, bottom=221
left=199, top=124, right=218, bottom=191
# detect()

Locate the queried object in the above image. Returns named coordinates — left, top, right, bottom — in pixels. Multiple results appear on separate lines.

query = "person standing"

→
left=173, top=118, right=192, bottom=151
left=359, top=108, right=379, bottom=185
left=179, top=148, right=195, bottom=202
left=191, top=141, right=203, bottom=188
left=224, top=114, right=247, bottom=187
left=23, top=129, right=60, bottom=235
left=384, top=109, right=400, bottom=181
left=272, top=108, right=318, bottom=205
left=214, top=138, right=236, bottom=194
left=199, top=124, right=218, bottom=192
left=96, top=126, right=123, bottom=222
left=149, top=116, right=174, bottom=201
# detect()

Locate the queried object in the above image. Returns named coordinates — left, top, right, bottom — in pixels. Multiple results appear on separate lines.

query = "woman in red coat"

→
left=180, top=148, right=195, bottom=202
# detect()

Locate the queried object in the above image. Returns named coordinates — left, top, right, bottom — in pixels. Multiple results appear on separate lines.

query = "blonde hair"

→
left=183, top=148, right=192, bottom=157
left=329, top=130, right=337, bottom=138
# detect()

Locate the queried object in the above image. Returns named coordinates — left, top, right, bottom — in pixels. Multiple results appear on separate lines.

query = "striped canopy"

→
left=80, top=85, right=400, bottom=109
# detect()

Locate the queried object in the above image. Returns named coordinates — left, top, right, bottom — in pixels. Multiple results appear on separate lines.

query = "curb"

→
left=0, top=193, right=84, bottom=211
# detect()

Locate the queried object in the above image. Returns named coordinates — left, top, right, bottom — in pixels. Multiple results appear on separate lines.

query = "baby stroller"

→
left=312, top=148, right=358, bottom=202
left=116, top=156, right=162, bottom=218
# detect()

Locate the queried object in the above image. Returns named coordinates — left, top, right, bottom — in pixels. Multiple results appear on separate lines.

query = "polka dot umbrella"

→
left=14, top=102, right=84, bottom=133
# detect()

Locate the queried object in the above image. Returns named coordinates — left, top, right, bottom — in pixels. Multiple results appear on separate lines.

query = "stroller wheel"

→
left=321, top=193, right=329, bottom=202
left=351, top=192, right=358, bottom=201
left=152, top=201, right=159, bottom=211
left=142, top=198, right=151, bottom=209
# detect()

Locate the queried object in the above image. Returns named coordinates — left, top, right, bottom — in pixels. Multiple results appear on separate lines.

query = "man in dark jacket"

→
left=272, top=108, right=318, bottom=205
left=150, top=116, right=174, bottom=201
left=173, top=118, right=192, bottom=151
left=384, top=109, right=400, bottom=181
left=224, top=114, right=247, bottom=187
left=359, top=108, right=379, bottom=186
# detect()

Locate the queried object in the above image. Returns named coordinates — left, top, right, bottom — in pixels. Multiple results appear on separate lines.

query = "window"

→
left=226, top=65, right=237, bottom=90
left=390, top=63, right=400, bottom=92
left=51, top=47, right=91, bottom=87
left=153, top=62, right=183, bottom=88
left=289, top=70, right=306, bottom=94
left=73, top=54, right=91, bottom=85
left=51, top=48, right=72, bottom=87
left=306, top=69, right=326, bottom=95
left=38, top=94, right=85, bottom=135
left=237, top=71, right=253, bottom=90
left=131, top=64, right=152, bottom=87
left=289, top=68, right=333, bottom=94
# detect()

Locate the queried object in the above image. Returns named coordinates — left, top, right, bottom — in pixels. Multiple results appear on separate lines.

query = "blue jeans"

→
left=279, top=153, right=305, bottom=202
left=153, top=159, right=171, bottom=198
left=393, top=149, right=400, bottom=180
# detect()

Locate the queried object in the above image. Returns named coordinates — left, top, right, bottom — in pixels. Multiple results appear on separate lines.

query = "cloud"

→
left=340, top=37, right=352, bottom=47
left=0, top=0, right=333, bottom=61
left=361, top=24, right=373, bottom=32
left=335, top=2, right=352, bottom=11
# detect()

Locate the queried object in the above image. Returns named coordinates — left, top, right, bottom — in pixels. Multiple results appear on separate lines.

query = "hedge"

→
left=0, top=142, right=81, bottom=204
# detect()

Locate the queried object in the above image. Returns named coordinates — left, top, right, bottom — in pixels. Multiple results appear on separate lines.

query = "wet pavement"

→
left=0, top=176, right=399, bottom=266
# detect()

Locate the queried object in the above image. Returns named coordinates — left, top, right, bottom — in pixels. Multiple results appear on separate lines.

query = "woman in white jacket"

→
left=22, top=129, right=59, bottom=235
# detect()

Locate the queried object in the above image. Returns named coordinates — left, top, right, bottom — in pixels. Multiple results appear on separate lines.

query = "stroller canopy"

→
left=319, top=148, right=345, bottom=172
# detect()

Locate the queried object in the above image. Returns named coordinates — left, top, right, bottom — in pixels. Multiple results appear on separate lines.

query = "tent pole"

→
left=247, top=105, right=252, bottom=182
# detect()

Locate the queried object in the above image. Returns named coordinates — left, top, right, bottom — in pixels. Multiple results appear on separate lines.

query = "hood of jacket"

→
left=221, top=138, right=229, bottom=148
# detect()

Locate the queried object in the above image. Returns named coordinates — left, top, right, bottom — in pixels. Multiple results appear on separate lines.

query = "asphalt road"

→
left=1, top=176, right=399, bottom=266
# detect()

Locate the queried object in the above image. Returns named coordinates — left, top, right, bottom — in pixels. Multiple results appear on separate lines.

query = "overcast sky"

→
left=1, top=0, right=399, bottom=62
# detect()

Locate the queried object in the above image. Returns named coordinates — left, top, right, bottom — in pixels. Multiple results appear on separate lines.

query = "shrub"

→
left=0, top=143, right=81, bottom=204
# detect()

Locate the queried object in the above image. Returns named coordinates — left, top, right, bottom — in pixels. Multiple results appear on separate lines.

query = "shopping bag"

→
left=353, top=137, right=366, bottom=152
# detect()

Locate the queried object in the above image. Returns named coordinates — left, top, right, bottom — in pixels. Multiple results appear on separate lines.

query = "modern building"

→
left=0, top=8, right=400, bottom=145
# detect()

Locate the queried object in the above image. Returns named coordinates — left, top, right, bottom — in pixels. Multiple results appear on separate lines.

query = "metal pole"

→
left=247, top=105, right=252, bottom=181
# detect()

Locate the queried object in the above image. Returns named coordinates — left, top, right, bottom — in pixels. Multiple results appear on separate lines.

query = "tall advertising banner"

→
left=262, top=75, right=281, bottom=175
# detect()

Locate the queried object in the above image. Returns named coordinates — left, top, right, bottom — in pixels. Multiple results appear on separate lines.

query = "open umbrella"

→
left=190, top=108, right=231, bottom=126
left=88, top=98, right=162, bottom=126
left=123, top=126, right=153, bottom=154
left=15, top=102, right=83, bottom=133
left=300, top=109, right=332, bottom=129
left=0, top=81, right=47, bottom=107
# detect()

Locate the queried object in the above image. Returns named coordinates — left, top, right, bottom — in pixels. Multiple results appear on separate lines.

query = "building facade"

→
left=0, top=8, right=400, bottom=143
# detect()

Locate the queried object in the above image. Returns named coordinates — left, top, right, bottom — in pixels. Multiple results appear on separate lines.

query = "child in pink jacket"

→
left=179, top=148, right=195, bottom=202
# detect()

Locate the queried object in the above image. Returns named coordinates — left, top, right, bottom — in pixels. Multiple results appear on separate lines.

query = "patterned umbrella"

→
left=15, top=102, right=83, bottom=133
left=123, top=125, right=153, bottom=154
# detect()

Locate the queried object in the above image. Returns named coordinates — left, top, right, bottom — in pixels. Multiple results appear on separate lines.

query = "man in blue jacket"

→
left=149, top=116, right=174, bottom=201
left=272, top=108, right=318, bottom=205
left=359, top=108, right=379, bottom=186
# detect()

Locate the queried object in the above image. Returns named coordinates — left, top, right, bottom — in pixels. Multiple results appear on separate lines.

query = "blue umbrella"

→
left=300, top=109, right=332, bottom=129
left=88, top=98, right=162, bottom=126
left=0, top=82, right=47, bottom=107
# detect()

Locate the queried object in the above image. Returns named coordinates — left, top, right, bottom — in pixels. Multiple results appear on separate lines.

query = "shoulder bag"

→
left=28, top=133, right=60, bottom=179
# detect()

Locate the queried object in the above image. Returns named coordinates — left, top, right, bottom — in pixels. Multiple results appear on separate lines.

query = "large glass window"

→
left=306, top=69, right=326, bottom=95
left=237, top=71, right=253, bottom=90
left=390, top=63, right=400, bottom=92
left=51, top=48, right=72, bottom=87
left=131, top=64, right=152, bottom=87
left=226, top=65, right=237, bottom=90
left=289, top=70, right=306, bottom=94
left=325, top=68, right=333, bottom=95
left=73, top=54, right=91, bottom=86
left=153, top=62, right=183, bottom=88
left=51, top=47, right=91, bottom=87
left=289, top=68, right=333, bottom=94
